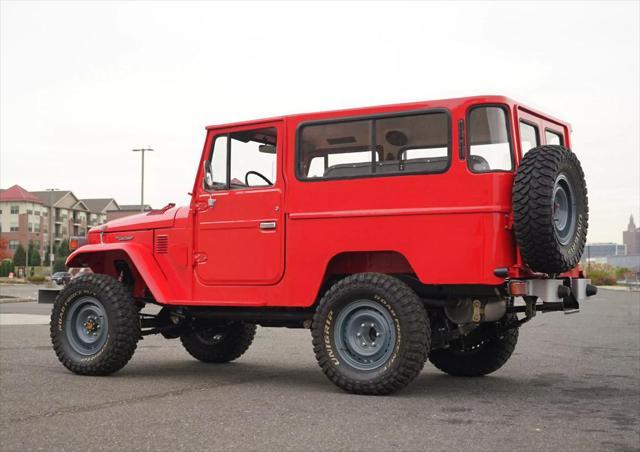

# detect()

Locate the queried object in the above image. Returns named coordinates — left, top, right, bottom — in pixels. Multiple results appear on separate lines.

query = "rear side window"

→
left=545, top=129, right=564, bottom=146
left=297, top=111, right=450, bottom=180
left=468, top=106, right=513, bottom=172
left=519, top=121, right=540, bottom=154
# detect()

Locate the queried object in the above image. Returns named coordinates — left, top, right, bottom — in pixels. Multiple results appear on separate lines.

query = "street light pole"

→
left=47, top=188, right=57, bottom=278
left=132, top=148, right=154, bottom=212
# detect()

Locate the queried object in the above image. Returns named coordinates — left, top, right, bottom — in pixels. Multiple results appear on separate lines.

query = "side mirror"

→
left=259, top=144, right=276, bottom=154
left=203, top=160, right=214, bottom=189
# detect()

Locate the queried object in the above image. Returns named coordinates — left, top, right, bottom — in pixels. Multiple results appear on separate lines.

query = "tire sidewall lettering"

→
left=55, top=286, right=111, bottom=362
left=323, top=291, right=403, bottom=375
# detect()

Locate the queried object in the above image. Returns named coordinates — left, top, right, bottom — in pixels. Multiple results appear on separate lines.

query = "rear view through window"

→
left=298, top=112, right=450, bottom=180
left=468, top=106, right=513, bottom=172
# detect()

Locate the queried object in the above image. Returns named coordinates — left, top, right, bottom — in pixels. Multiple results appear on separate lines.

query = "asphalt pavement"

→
left=0, top=283, right=48, bottom=302
left=0, top=289, right=638, bottom=451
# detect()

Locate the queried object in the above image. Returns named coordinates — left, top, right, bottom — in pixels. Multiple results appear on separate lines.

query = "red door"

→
left=194, top=121, right=285, bottom=286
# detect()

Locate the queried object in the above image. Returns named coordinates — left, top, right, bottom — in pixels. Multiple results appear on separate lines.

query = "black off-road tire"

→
left=180, top=322, right=256, bottom=363
left=311, top=273, right=430, bottom=395
left=50, top=273, right=140, bottom=375
left=512, top=145, right=588, bottom=274
left=429, top=320, right=518, bottom=377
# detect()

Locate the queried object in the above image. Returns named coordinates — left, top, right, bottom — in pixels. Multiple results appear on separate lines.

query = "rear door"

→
left=193, top=121, right=285, bottom=286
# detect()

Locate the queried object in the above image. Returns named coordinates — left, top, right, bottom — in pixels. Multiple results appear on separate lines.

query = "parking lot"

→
left=0, top=288, right=638, bottom=451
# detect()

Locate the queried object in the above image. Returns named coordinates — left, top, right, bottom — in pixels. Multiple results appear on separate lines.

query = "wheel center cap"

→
left=84, top=317, right=99, bottom=334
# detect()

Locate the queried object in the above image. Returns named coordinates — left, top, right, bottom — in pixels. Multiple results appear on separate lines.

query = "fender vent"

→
left=155, top=235, right=169, bottom=254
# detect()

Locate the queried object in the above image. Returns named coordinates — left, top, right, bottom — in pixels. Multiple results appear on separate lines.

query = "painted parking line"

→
left=0, top=314, right=50, bottom=325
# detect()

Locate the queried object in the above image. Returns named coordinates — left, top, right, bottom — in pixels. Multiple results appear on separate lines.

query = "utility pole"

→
left=47, top=188, right=57, bottom=278
left=132, top=148, right=154, bottom=212
left=25, top=204, right=29, bottom=275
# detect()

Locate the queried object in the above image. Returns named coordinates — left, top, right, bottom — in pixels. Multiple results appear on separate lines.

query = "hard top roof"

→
left=205, top=95, right=569, bottom=131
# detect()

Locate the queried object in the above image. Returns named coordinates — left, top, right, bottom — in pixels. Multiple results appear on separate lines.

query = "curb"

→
left=0, top=298, right=36, bottom=304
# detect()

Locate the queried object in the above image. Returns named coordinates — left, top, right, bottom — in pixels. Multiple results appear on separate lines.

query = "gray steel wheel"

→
left=552, top=173, right=576, bottom=245
left=65, top=296, right=109, bottom=355
left=311, top=273, right=430, bottom=395
left=333, top=300, right=396, bottom=371
left=51, top=273, right=140, bottom=376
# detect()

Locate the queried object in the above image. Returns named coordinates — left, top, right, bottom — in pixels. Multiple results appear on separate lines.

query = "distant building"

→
left=0, top=185, right=48, bottom=257
left=607, top=254, right=640, bottom=272
left=623, top=215, right=640, bottom=254
left=582, top=242, right=626, bottom=264
left=0, top=185, right=132, bottom=261
left=31, top=190, right=92, bottom=242
left=81, top=198, right=120, bottom=227
left=106, top=204, right=153, bottom=222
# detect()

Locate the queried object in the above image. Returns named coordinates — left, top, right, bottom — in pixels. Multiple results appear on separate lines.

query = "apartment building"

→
left=1, top=185, right=121, bottom=260
left=0, top=185, right=48, bottom=256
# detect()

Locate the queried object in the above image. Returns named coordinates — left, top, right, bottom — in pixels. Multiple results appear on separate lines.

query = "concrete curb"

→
left=0, top=298, right=36, bottom=304
left=598, top=286, right=640, bottom=292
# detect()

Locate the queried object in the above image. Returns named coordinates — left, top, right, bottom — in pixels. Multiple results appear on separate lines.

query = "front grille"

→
left=155, top=235, right=169, bottom=254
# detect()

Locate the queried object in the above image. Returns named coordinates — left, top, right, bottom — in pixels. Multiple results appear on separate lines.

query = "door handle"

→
left=259, top=221, right=276, bottom=230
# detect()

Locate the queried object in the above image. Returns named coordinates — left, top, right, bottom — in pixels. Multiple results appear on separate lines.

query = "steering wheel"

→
left=469, top=155, right=491, bottom=172
left=244, top=170, right=273, bottom=186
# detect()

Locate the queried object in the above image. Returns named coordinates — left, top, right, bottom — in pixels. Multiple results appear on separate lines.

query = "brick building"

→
left=0, top=185, right=141, bottom=261
left=0, top=185, right=48, bottom=257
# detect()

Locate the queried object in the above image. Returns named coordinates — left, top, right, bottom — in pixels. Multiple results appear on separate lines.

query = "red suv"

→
left=48, top=96, right=596, bottom=394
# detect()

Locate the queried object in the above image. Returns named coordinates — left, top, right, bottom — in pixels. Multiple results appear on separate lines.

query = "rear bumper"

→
left=508, top=278, right=597, bottom=304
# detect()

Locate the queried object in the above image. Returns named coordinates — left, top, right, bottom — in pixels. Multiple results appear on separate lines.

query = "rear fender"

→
left=66, top=243, right=174, bottom=303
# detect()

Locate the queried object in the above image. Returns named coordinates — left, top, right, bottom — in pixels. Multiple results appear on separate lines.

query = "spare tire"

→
left=512, top=145, right=588, bottom=274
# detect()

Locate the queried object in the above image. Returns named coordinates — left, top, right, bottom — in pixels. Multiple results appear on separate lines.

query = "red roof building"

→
left=0, top=184, right=44, bottom=204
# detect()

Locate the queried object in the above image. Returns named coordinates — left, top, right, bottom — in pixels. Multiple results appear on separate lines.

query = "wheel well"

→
left=315, top=251, right=417, bottom=303
left=69, top=250, right=148, bottom=299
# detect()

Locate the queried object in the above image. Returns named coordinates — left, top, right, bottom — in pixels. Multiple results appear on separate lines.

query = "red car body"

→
left=67, top=95, right=580, bottom=308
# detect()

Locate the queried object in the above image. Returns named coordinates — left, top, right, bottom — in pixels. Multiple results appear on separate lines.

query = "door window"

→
left=206, top=127, right=277, bottom=190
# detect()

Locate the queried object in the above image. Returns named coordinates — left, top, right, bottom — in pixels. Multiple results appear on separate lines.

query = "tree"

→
left=27, top=241, right=41, bottom=266
left=0, top=238, right=11, bottom=260
left=53, top=257, right=67, bottom=273
left=13, top=244, right=26, bottom=267
left=57, top=239, right=70, bottom=259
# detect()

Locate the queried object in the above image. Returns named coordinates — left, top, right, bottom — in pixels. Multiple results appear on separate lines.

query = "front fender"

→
left=66, top=243, right=175, bottom=303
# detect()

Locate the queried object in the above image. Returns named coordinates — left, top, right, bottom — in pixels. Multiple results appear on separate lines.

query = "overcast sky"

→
left=1, top=1, right=638, bottom=243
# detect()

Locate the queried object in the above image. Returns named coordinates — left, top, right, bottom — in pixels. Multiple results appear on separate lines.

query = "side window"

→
left=519, top=121, right=539, bottom=154
left=545, top=129, right=564, bottom=146
left=468, top=106, right=512, bottom=172
left=298, top=112, right=449, bottom=179
left=206, top=128, right=277, bottom=190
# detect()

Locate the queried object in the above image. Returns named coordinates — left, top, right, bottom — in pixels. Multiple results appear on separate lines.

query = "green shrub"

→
left=0, top=260, right=14, bottom=277
left=53, top=257, right=67, bottom=273
left=587, top=263, right=618, bottom=286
